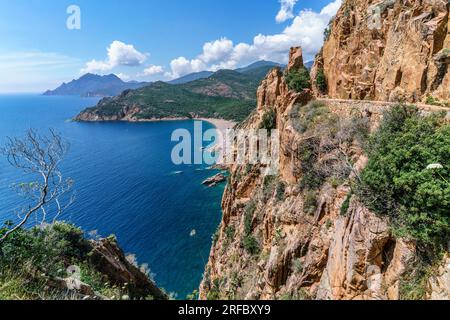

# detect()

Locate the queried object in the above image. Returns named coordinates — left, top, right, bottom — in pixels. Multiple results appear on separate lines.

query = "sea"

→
left=0, top=94, right=224, bottom=298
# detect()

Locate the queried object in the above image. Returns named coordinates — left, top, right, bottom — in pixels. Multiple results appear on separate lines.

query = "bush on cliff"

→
left=315, top=68, right=327, bottom=93
left=242, top=235, right=260, bottom=256
left=285, top=67, right=311, bottom=92
left=356, top=105, right=449, bottom=250
left=259, top=108, right=277, bottom=131
left=0, top=222, right=163, bottom=300
left=295, top=101, right=369, bottom=192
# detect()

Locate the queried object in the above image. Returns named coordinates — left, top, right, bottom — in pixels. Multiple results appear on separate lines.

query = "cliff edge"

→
left=311, top=0, right=450, bottom=103
left=200, top=46, right=449, bottom=300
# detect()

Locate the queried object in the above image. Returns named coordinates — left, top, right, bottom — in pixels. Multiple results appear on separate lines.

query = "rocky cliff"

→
left=311, top=0, right=450, bottom=103
left=199, top=47, right=449, bottom=300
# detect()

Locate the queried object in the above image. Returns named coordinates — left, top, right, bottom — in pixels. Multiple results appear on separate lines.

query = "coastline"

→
left=197, top=118, right=237, bottom=132
left=75, top=114, right=237, bottom=131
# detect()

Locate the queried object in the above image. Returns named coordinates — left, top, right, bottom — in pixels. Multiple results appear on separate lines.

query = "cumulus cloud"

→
left=169, top=57, right=206, bottom=78
left=276, top=0, right=298, bottom=23
left=81, top=41, right=148, bottom=74
left=199, top=38, right=234, bottom=64
left=141, top=65, right=165, bottom=76
left=115, top=73, right=131, bottom=81
left=166, top=0, right=341, bottom=78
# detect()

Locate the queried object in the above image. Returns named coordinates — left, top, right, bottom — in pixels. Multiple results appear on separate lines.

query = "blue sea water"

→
left=0, top=94, right=224, bottom=298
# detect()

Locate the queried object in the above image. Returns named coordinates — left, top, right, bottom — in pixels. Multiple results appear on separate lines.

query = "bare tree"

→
left=0, top=129, right=74, bottom=244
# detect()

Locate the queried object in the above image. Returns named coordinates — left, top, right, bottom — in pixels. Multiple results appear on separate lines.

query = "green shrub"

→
left=399, top=258, right=436, bottom=300
left=186, top=290, right=199, bottom=300
left=244, top=201, right=256, bottom=235
left=262, top=175, right=277, bottom=201
left=304, top=191, right=318, bottom=215
left=323, top=20, right=333, bottom=41
left=356, top=104, right=449, bottom=249
left=315, top=68, right=327, bottom=93
left=212, top=227, right=220, bottom=245
left=0, top=222, right=90, bottom=278
left=275, top=181, right=286, bottom=201
left=298, top=137, right=325, bottom=190
left=225, top=226, right=235, bottom=240
left=273, top=228, right=283, bottom=246
left=399, top=270, right=430, bottom=300
left=425, top=96, right=450, bottom=108
left=206, top=278, right=221, bottom=300
left=0, top=222, right=138, bottom=300
left=426, top=95, right=440, bottom=106
left=292, top=258, right=303, bottom=274
left=259, top=108, right=277, bottom=131
left=340, top=192, right=353, bottom=216
left=293, top=101, right=330, bottom=133
left=242, top=235, right=260, bottom=255
left=285, top=67, right=311, bottom=92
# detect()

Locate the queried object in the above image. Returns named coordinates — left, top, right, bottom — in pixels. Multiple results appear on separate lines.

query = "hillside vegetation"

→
left=76, top=65, right=279, bottom=122
left=0, top=222, right=168, bottom=300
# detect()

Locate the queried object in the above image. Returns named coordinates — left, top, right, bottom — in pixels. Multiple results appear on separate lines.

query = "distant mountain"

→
left=235, top=60, right=283, bottom=73
left=167, top=60, right=284, bottom=85
left=43, top=73, right=150, bottom=97
left=168, top=71, right=214, bottom=85
left=76, top=65, right=276, bottom=123
left=180, top=69, right=263, bottom=100
left=304, top=60, right=314, bottom=70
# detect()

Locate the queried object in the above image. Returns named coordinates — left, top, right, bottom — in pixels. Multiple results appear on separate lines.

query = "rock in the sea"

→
left=202, top=173, right=226, bottom=187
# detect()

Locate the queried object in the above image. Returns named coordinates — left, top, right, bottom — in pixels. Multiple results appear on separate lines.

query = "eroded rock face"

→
left=287, top=47, right=305, bottom=72
left=427, top=256, right=450, bottom=300
left=312, top=0, right=450, bottom=103
left=89, top=238, right=168, bottom=300
left=200, top=46, right=449, bottom=300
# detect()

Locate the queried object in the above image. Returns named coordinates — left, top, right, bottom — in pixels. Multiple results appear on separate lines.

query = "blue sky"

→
left=0, top=0, right=341, bottom=92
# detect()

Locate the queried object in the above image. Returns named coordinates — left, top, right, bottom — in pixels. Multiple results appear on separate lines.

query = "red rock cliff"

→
left=311, top=0, right=450, bottom=103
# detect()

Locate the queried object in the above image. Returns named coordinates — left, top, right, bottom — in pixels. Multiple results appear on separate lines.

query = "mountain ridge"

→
left=75, top=64, right=283, bottom=122
left=43, top=73, right=150, bottom=97
left=45, top=61, right=284, bottom=97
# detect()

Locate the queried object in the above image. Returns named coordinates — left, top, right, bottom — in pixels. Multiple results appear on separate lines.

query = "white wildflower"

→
left=426, top=163, right=444, bottom=170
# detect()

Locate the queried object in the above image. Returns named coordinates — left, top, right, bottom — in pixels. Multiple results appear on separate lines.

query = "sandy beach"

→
left=198, top=118, right=237, bottom=132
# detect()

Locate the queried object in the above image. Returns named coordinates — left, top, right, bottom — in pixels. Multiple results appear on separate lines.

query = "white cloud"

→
left=115, top=73, right=131, bottom=81
left=141, top=65, right=165, bottom=76
left=81, top=40, right=148, bottom=74
left=199, top=38, right=234, bottom=64
left=166, top=0, right=341, bottom=78
left=276, top=0, right=298, bottom=23
left=320, top=0, right=342, bottom=16
left=169, top=57, right=206, bottom=78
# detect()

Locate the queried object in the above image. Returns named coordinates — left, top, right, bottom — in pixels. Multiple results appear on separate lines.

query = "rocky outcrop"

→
left=311, top=0, right=450, bottom=103
left=89, top=238, right=168, bottom=300
left=427, top=255, right=450, bottom=300
left=199, top=45, right=449, bottom=300
left=203, top=173, right=227, bottom=187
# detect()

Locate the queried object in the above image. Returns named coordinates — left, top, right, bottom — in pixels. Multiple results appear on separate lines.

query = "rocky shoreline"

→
left=202, top=173, right=227, bottom=187
left=75, top=112, right=236, bottom=131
